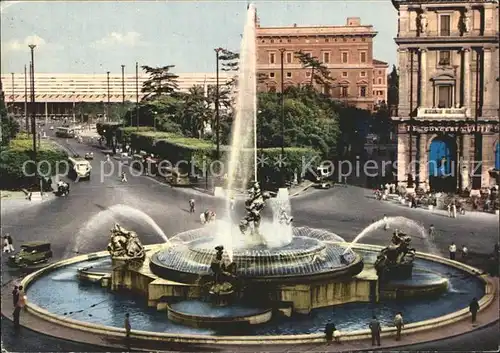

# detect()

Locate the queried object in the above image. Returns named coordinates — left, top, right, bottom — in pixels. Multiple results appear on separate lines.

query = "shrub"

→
left=0, top=138, right=68, bottom=190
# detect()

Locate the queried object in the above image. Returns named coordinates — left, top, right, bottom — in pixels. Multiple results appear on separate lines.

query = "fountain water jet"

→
left=343, top=216, right=441, bottom=256
left=68, top=204, right=169, bottom=255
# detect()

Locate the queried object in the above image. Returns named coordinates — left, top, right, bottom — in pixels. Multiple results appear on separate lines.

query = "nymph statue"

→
left=207, top=246, right=237, bottom=305
left=374, top=230, right=416, bottom=281
left=417, top=11, right=427, bottom=36
left=107, top=223, right=145, bottom=260
left=239, top=181, right=270, bottom=237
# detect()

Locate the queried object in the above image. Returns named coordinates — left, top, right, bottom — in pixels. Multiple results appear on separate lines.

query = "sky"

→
left=1, top=0, right=398, bottom=74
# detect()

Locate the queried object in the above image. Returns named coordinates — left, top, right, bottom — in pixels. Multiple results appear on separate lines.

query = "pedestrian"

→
left=469, top=297, right=479, bottom=324
left=452, top=202, right=457, bottom=218
left=3, top=236, right=9, bottom=253
left=449, top=242, right=457, bottom=260
left=124, top=312, right=131, bottom=348
left=368, top=315, right=381, bottom=346
left=461, top=245, right=468, bottom=260
left=324, top=319, right=334, bottom=344
left=200, top=212, right=206, bottom=225
left=428, top=224, right=435, bottom=239
left=393, top=312, right=404, bottom=341
left=189, top=199, right=195, bottom=213
left=121, top=172, right=127, bottom=183
left=106, top=153, right=110, bottom=162
left=447, top=203, right=452, bottom=217
left=13, top=285, right=26, bottom=329
left=383, top=214, right=389, bottom=231
left=12, top=285, right=19, bottom=307
left=7, top=233, right=14, bottom=253
left=230, top=196, right=235, bottom=210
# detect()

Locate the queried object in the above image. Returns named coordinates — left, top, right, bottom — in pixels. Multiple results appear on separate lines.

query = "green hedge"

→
left=0, top=138, right=68, bottom=189
left=128, top=131, right=319, bottom=180
left=116, top=127, right=154, bottom=145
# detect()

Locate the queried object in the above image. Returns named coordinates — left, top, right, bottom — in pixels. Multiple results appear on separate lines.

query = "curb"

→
left=10, top=244, right=496, bottom=349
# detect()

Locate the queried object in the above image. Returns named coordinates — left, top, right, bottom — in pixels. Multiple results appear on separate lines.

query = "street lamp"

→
left=279, top=48, right=286, bottom=186
left=121, top=64, right=125, bottom=106
left=24, top=65, right=28, bottom=133
left=214, top=47, right=224, bottom=162
left=136, top=62, right=139, bottom=131
left=106, top=71, right=110, bottom=121
left=28, top=44, right=38, bottom=189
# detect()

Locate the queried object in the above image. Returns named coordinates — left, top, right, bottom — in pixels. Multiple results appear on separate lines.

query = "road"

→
left=1, top=134, right=499, bottom=352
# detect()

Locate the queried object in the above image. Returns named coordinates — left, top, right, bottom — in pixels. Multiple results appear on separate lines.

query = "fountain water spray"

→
left=68, top=204, right=169, bottom=255
left=343, top=216, right=441, bottom=256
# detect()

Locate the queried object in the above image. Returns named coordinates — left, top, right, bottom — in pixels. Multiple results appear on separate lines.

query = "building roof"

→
left=391, top=0, right=495, bottom=9
left=373, top=59, right=389, bottom=67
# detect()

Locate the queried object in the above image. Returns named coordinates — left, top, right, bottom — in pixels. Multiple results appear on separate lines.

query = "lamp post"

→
left=10, top=72, right=15, bottom=116
left=279, top=48, right=286, bottom=186
left=121, top=64, right=125, bottom=106
left=214, top=48, right=223, bottom=162
left=28, top=44, right=38, bottom=188
left=136, top=62, right=139, bottom=131
left=24, top=65, right=28, bottom=133
left=106, top=71, right=110, bottom=121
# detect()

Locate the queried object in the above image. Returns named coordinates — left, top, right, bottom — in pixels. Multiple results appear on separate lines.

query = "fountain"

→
left=16, top=4, right=495, bottom=347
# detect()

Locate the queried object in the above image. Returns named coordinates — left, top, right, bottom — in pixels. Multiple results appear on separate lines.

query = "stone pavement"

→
left=1, top=276, right=497, bottom=353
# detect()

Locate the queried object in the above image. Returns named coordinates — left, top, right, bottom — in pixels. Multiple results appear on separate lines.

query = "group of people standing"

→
left=3, top=234, right=14, bottom=253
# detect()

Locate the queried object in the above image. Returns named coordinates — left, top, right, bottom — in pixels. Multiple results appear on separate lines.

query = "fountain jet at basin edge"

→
left=68, top=204, right=169, bottom=255
left=343, top=216, right=441, bottom=256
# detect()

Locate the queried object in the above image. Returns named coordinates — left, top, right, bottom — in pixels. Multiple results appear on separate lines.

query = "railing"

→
left=417, top=107, right=469, bottom=119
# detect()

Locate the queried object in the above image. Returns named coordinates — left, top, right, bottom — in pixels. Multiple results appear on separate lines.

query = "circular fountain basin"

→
left=22, top=245, right=489, bottom=339
left=150, top=227, right=364, bottom=284
left=167, top=300, right=272, bottom=328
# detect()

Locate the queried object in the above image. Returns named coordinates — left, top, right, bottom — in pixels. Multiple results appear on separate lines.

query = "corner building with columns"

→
left=392, top=0, right=499, bottom=192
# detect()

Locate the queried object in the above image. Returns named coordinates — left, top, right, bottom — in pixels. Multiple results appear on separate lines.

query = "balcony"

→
left=416, top=107, right=469, bottom=120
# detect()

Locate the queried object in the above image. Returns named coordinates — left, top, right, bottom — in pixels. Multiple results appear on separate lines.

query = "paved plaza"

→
left=1, top=134, right=499, bottom=352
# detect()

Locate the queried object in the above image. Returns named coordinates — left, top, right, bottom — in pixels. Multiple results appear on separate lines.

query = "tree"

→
left=141, top=65, right=179, bottom=101
left=219, top=49, right=239, bottom=72
left=295, top=50, right=335, bottom=89
left=387, top=65, right=399, bottom=114
left=0, top=93, right=19, bottom=146
left=174, top=85, right=211, bottom=138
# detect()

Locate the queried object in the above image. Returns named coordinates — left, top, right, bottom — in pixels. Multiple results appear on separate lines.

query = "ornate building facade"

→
left=256, top=17, right=388, bottom=111
left=392, top=0, right=499, bottom=192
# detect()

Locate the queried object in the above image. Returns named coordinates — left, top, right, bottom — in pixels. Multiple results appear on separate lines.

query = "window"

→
left=286, top=52, right=293, bottom=64
left=373, top=79, right=376, bottom=84
left=279, top=39, right=282, bottom=43
left=360, top=71, right=366, bottom=77
left=360, top=86, right=367, bottom=97
left=360, top=52, right=367, bottom=63
left=342, top=52, right=349, bottom=63
left=286, top=72, right=292, bottom=78
left=269, top=53, right=276, bottom=64
left=323, top=52, right=330, bottom=63
left=341, top=86, right=349, bottom=97
left=342, top=72, right=348, bottom=77
left=438, top=85, right=452, bottom=107
left=287, top=39, right=291, bottom=43
left=269, top=72, right=275, bottom=78
left=438, top=51, right=451, bottom=65
left=378, top=78, right=382, bottom=84
left=270, top=39, right=275, bottom=43
left=325, top=38, right=329, bottom=42
left=440, top=15, right=451, bottom=36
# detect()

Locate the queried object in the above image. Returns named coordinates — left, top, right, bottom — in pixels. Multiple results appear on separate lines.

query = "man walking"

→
left=6, top=234, right=14, bottom=253
left=383, top=214, right=389, bottom=231
left=124, top=312, right=131, bottom=349
left=189, top=199, right=195, bottom=213
left=393, top=312, right=404, bottom=341
left=368, top=315, right=381, bottom=346
left=428, top=224, right=435, bottom=239
left=461, top=245, right=468, bottom=260
left=324, top=319, right=335, bottom=345
left=13, top=285, right=26, bottom=329
left=12, top=285, right=19, bottom=307
left=449, top=242, right=457, bottom=260
left=469, top=297, right=479, bottom=324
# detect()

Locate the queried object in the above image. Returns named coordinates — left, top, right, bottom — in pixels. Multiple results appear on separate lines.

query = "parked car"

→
left=84, top=152, right=94, bottom=160
left=315, top=180, right=334, bottom=189
left=8, top=241, right=53, bottom=268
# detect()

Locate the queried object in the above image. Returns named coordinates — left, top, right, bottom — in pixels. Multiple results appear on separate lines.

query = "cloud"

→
left=2, top=34, right=48, bottom=52
left=91, top=31, right=145, bottom=48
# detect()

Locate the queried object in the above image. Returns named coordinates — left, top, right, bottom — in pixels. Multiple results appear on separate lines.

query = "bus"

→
left=55, top=127, right=76, bottom=138
left=68, top=156, right=92, bottom=180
